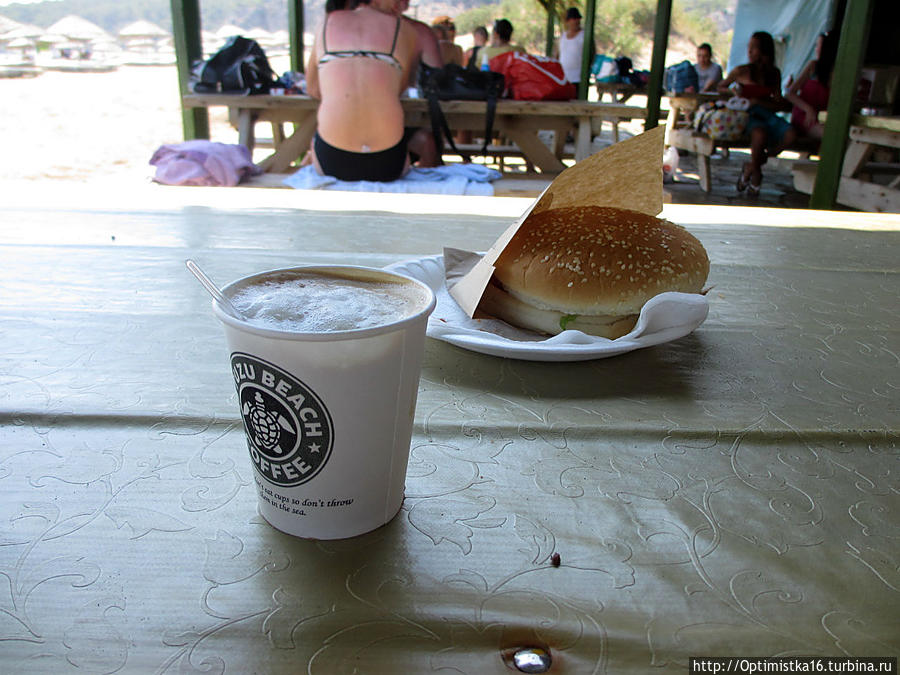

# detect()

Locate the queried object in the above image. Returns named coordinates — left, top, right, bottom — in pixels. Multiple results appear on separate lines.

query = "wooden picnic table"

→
left=664, top=93, right=727, bottom=192
left=794, top=113, right=900, bottom=212
left=664, top=92, right=722, bottom=133
left=183, top=93, right=643, bottom=174
left=595, top=81, right=644, bottom=104
left=593, top=82, right=648, bottom=141
left=664, top=92, right=822, bottom=194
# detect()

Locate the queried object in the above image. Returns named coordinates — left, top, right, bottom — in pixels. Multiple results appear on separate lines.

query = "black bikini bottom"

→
left=314, top=133, right=408, bottom=182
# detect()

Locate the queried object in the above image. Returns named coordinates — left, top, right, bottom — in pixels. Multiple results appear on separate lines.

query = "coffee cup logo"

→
left=231, top=353, right=333, bottom=487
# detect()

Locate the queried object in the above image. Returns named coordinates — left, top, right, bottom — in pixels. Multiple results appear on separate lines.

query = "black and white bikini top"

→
left=318, top=13, right=403, bottom=71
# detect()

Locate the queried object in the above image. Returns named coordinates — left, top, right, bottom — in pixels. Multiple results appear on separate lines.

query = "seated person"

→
left=432, top=19, right=463, bottom=67
left=443, top=19, right=461, bottom=51
left=305, top=0, right=437, bottom=181
left=464, top=26, right=489, bottom=70
left=785, top=31, right=838, bottom=140
left=458, top=25, right=490, bottom=145
left=388, top=0, right=443, bottom=162
left=392, top=0, right=442, bottom=79
left=718, top=31, right=793, bottom=196
left=694, top=43, right=723, bottom=92
left=480, top=18, right=526, bottom=65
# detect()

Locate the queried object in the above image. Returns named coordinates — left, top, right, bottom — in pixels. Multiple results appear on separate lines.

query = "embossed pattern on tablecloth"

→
left=0, top=202, right=897, bottom=673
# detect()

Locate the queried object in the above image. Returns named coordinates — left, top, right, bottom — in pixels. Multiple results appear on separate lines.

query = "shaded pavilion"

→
left=169, top=0, right=886, bottom=210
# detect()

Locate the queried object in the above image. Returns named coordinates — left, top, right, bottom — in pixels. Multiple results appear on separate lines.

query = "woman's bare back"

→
left=308, top=5, right=417, bottom=152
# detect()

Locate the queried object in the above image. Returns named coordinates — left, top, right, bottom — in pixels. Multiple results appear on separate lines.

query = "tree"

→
left=455, top=0, right=731, bottom=66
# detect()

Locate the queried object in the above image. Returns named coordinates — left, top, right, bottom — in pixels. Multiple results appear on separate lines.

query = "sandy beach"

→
left=0, top=64, right=257, bottom=185
left=0, top=61, right=809, bottom=208
left=0, top=61, right=637, bottom=184
left=0, top=61, right=618, bottom=186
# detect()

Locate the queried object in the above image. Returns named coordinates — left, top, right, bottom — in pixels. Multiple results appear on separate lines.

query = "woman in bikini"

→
left=306, top=0, right=437, bottom=181
left=718, top=31, right=794, bottom=196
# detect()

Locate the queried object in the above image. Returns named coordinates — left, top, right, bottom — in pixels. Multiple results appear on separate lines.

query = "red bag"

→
left=488, top=52, right=577, bottom=101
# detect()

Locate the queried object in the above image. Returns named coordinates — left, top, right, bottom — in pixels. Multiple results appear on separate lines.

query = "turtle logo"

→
left=243, top=391, right=295, bottom=454
left=231, top=353, right=333, bottom=487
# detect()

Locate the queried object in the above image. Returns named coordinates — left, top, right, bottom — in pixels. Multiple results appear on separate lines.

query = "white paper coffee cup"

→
left=214, top=265, right=435, bottom=539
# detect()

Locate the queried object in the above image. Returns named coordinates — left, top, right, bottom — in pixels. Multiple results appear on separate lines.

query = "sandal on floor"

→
left=747, top=179, right=762, bottom=197
left=736, top=169, right=750, bottom=193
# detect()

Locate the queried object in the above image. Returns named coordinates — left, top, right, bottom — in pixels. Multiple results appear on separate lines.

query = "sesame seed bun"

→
left=481, top=206, right=709, bottom=338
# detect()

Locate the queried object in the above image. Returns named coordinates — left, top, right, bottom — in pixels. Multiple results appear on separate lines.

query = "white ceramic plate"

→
left=387, top=255, right=709, bottom=362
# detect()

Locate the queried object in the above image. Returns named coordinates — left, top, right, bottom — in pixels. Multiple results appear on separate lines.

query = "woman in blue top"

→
left=306, top=0, right=437, bottom=181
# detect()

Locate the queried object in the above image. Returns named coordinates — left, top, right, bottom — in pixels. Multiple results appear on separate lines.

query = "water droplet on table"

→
left=512, top=646, right=552, bottom=672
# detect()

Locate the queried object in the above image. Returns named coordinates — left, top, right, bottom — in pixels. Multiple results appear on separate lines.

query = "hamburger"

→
left=479, top=206, right=709, bottom=339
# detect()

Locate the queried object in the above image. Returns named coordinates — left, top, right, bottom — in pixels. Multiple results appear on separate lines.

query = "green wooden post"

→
left=810, top=0, right=875, bottom=210
left=579, top=0, right=597, bottom=100
left=545, top=6, right=555, bottom=58
left=170, top=0, right=208, bottom=139
left=644, top=0, right=672, bottom=129
left=289, top=0, right=305, bottom=73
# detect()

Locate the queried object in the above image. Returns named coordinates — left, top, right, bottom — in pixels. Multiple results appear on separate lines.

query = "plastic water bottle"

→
left=481, top=51, right=489, bottom=72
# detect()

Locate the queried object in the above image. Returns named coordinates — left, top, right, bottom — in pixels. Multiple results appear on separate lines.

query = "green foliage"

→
left=454, top=0, right=733, bottom=63
left=680, top=0, right=734, bottom=14
left=454, top=0, right=552, bottom=53
left=454, top=6, right=498, bottom=37
left=495, top=0, right=548, bottom=52
left=592, top=0, right=650, bottom=57
left=671, top=4, right=731, bottom=63
left=1, top=0, right=733, bottom=62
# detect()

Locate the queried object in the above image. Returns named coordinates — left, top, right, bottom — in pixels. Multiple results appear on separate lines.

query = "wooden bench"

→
left=183, top=93, right=644, bottom=174
left=665, top=92, right=819, bottom=192
left=669, top=127, right=819, bottom=192
left=792, top=113, right=900, bottom=212
left=445, top=143, right=536, bottom=172
left=594, top=82, right=647, bottom=141
left=595, top=82, right=643, bottom=104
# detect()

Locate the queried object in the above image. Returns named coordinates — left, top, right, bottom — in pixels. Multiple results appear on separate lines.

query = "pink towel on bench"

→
left=150, top=140, right=261, bottom=186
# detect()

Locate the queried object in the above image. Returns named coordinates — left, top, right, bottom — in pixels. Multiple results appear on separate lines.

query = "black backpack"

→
left=417, top=63, right=505, bottom=160
left=192, top=36, right=277, bottom=95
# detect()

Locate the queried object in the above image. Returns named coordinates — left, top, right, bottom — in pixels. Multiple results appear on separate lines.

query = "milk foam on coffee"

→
left=230, top=270, right=427, bottom=332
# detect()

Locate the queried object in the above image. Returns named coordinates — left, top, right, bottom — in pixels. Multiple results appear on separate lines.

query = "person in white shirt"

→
left=554, top=7, right=594, bottom=87
left=694, top=43, right=723, bottom=92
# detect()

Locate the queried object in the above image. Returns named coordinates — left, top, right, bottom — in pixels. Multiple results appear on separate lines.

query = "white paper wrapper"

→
left=389, top=251, right=708, bottom=362
left=447, top=126, right=667, bottom=319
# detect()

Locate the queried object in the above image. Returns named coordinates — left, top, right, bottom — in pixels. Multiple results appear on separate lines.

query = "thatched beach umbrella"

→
left=1, top=23, right=43, bottom=42
left=7, top=34, right=39, bottom=59
left=118, top=20, right=170, bottom=41
left=245, top=27, right=275, bottom=46
left=269, top=29, right=290, bottom=47
left=119, top=19, right=170, bottom=53
left=0, top=14, right=24, bottom=35
left=3, top=34, right=39, bottom=69
left=46, top=15, right=113, bottom=44
left=215, top=24, right=246, bottom=40
left=37, top=32, right=70, bottom=46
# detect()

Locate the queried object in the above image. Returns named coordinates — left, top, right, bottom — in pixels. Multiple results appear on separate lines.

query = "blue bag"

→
left=665, top=60, right=699, bottom=93
left=591, top=54, right=620, bottom=83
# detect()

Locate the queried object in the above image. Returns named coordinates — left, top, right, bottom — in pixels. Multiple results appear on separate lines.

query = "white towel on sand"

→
left=282, top=163, right=501, bottom=196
